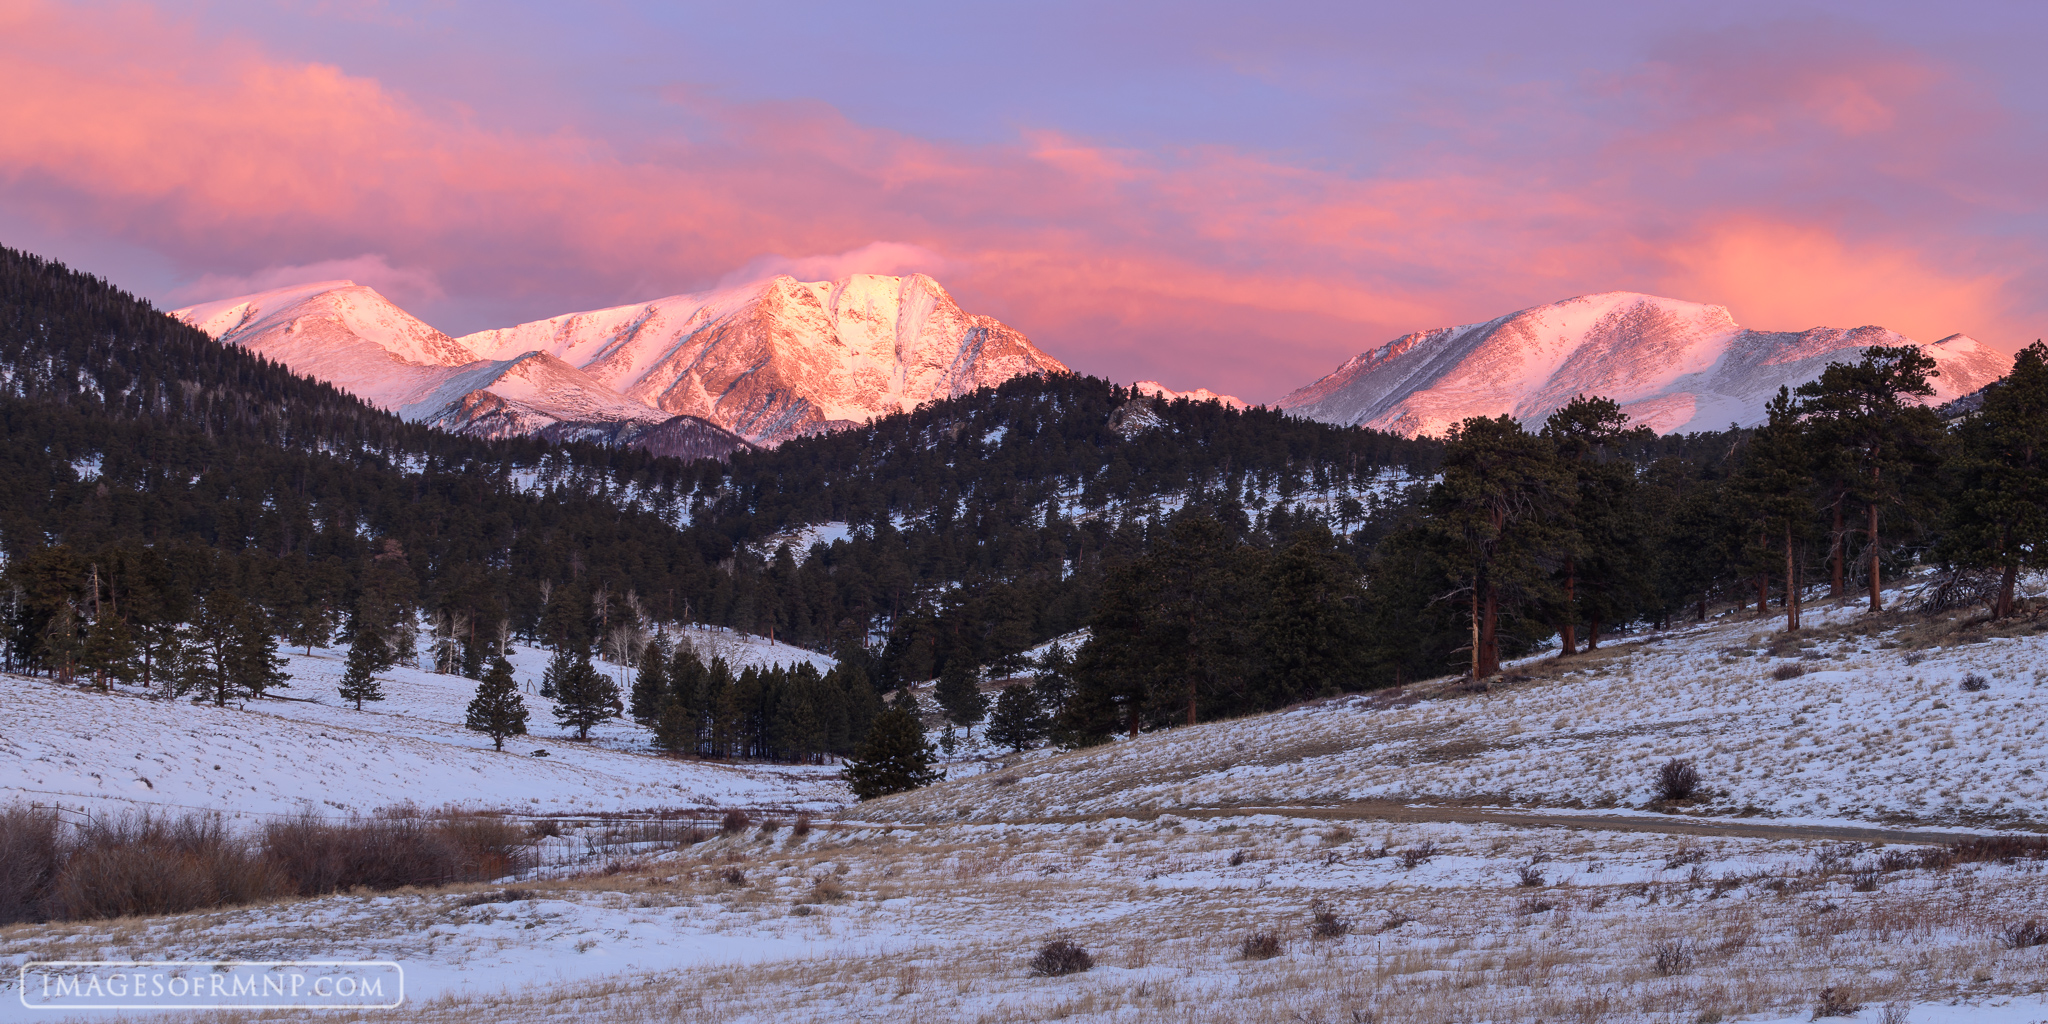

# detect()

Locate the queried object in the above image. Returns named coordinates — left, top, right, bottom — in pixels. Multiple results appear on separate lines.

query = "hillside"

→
left=1280, top=291, right=2012, bottom=436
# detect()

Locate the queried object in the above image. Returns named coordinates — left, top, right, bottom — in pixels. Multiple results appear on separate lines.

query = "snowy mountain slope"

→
left=459, top=273, right=1070, bottom=444
left=1132, top=380, right=1249, bottom=410
left=1, top=631, right=842, bottom=821
left=1279, top=292, right=2014, bottom=436
left=170, top=282, right=750, bottom=458
left=883, top=571, right=2048, bottom=830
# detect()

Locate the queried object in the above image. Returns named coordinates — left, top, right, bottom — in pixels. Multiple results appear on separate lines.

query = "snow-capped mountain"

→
left=458, top=273, right=1069, bottom=444
left=1133, top=380, right=1249, bottom=410
left=173, top=273, right=1065, bottom=450
left=1279, top=292, right=2014, bottom=437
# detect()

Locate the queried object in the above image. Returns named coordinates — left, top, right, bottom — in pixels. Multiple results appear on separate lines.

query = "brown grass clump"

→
left=1240, top=931, right=1283, bottom=959
left=720, top=808, right=752, bottom=835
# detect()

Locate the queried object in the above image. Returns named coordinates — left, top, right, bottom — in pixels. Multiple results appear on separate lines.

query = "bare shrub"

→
left=1949, top=835, right=2048, bottom=865
left=1029, top=939, right=1094, bottom=976
left=1515, top=898, right=1555, bottom=916
left=757, top=819, right=782, bottom=838
left=1240, top=931, right=1283, bottom=959
left=1772, top=663, right=1808, bottom=681
left=46, top=811, right=288, bottom=921
left=0, top=804, right=64, bottom=924
left=1812, top=986, right=1861, bottom=1019
left=1228, top=849, right=1248, bottom=867
left=1649, top=939, right=1692, bottom=976
left=791, top=812, right=812, bottom=838
left=1664, top=844, right=1708, bottom=870
left=1960, top=673, right=1991, bottom=692
left=1398, top=841, right=1437, bottom=869
left=720, top=808, right=751, bottom=835
left=1878, top=1002, right=1911, bottom=1024
left=2000, top=920, right=2048, bottom=949
left=1851, top=870, right=1879, bottom=892
left=260, top=813, right=524, bottom=896
left=1655, top=758, right=1699, bottom=801
left=1515, top=861, right=1546, bottom=887
left=719, top=866, right=748, bottom=886
left=1308, top=899, right=1349, bottom=939
left=807, top=876, right=846, bottom=902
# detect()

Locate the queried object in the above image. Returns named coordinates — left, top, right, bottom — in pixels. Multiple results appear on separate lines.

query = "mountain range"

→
left=1277, top=291, right=2012, bottom=436
left=173, top=273, right=1070, bottom=453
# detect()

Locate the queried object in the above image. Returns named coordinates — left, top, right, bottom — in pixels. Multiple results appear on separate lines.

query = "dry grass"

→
left=16, top=813, right=2045, bottom=1024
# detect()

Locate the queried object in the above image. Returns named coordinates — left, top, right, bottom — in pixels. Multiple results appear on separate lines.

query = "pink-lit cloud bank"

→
left=0, top=1, right=2040, bottom=401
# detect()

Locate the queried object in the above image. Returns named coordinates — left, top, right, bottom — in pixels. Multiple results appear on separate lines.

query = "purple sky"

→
left=3, top=0, right=2044, bottom=400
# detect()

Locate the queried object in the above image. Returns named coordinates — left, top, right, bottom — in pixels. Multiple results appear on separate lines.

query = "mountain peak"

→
left=1280, top=293, right=2011, bottom=437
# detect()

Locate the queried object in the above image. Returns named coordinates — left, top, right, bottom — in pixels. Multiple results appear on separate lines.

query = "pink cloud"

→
left=0, top=2, right=2040, bottom=402
left=172, top=254, right=445, bottom=306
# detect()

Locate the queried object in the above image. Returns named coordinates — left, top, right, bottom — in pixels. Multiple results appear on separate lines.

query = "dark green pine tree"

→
left=843, top=706, right=942, bottom=800
left=933, top=659, right=987, bottom=727
left=653, top=690, right=697, bottom=756
left=1942, top=340, right=2048, bottom=619
left=1251, top=523, right=1365, bottom=705
left=629, top=631, right=671, bottom=726
left=338, top=628, right=388, bottom=710
left=1796, top=345, right=1945, bottom=611
left=191, top=590, right=253, bottom=706
left=551, top=646, right=621, bottom=741
left=464, top=655, right=528, bottom=751
left=78, top=613, right=138, bottom=691
left=1427, top=416, right=1573, bottom=679
left=539, top=644, right=575, bottom=699
left=230, top=599, right=289, bottom=699
left=1729, top=389, right=1819, bottom=632
left=985, top=682, right=1048, bottom=752
left=1541, top=396, right=1653, bottom=652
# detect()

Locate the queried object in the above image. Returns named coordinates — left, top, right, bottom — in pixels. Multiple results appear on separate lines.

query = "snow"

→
left=1, top=635, right=845, bottom=822
left=1281, top=291, right=2016, bottom=437
left=1131, top=380, right=1250, bottom=410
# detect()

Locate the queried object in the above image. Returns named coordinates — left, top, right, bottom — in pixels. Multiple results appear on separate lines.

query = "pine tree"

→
left=653, top=691, right=696, bottom=756
left=1796, top=345, right=1945, bottom=611
left=464, top=655, right=528, bottom=751
left=230, top=599, right=289, bottom=699
left=539, top=645, right=575, bottom=699
left=985, top=682, right=1048, bottom=752
left=551, top=646, right=621, bottom=741
left=934, top=659, right=987, bottom=727
left=1251, top=524, right=1365, bottom=704
left=1730, top=389, right=1818, bottom=632
left=843, top=707, right=942, bottom=800
left=1541, top=396, right=1653, bottom=652
left=1428, top=416, right=1572, bottom=679
left=78, top=613, right=138, bottom=691
left=338, top=628, right=388, bottom=710
left=1942, top=340, right=2048, bottom=618
left=629, top=632, right=671, bottom=726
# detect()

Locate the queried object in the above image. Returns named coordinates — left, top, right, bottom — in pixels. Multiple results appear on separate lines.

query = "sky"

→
left=2, top=0, right=2045, bottom=403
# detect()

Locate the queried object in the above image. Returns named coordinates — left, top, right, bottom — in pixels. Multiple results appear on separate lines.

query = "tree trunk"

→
left=1696, top=593, right=1707, bottom=623
left=1477, top=581, right=1501, bottom=679
left=1784, top=523, right=1800, bottom=633
left=1867, top=500, right=1883, bottom=612
left=1998, top=526, right=2018, bottom=620
left=1830, top=499, right=1844, bottom=599
left=1756, top=573, right=1769, bottom=618
left=1588, top=617, right=1601, bottom=651
left=1470, top=574, right=1481, bottom=681
left=1560, top=557, right=1577, bottom=656
left=1187, top=675, right=1198, bottom=727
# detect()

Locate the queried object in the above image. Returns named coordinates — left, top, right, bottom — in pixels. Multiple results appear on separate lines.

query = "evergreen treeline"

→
left=1060, top=343, right=2048, bottom=744
left=0, top=246, right=1447, bottom=706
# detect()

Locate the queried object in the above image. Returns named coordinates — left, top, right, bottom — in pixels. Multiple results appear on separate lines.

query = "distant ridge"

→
left=1278, top=291, right=2012, bottom=436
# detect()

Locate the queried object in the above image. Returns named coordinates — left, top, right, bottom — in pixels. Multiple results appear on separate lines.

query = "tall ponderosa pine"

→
left=1251, top=523, right=1365, bottom=703
left=1429, top=416, right=1572, bottom=678
left=629, top=631, right=671, bottom=726
left=1943, top=341, right=2048, bottom=618
left=551, top=646, right=621, bottom=741
left=1797, top=346, right=1944, bottom=611
left=842, top=707, right=942, bottom=800
left=1541, top=397, right=1652, bottom=652
left=78, top=613, right=138, bottom=691
left=464, top=655, right=528, bottom=751
left=338, top=628, right=388, bottom=710
left=1730, top=389, right=1818, bottom=632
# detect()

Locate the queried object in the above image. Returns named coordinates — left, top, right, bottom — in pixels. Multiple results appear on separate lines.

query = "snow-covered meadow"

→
left=1, top=626, right=845, bottom=822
